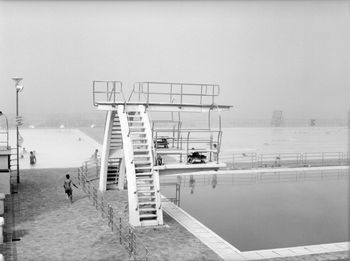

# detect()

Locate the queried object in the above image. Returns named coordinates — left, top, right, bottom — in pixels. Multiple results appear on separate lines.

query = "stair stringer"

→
left=99, top=110, right=114, bottom=192
left=118, top=157, right=126, bottom=190
left=139, top=105, right=164, bottom=226
left=117, top=105, right=141, bottom=227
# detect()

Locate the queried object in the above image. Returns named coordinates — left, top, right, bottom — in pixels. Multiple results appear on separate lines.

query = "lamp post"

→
left=12, top=77, right=23, bottom=184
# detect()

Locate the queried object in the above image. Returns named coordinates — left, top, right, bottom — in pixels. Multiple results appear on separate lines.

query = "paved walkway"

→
left=14, top=168, right=131, bottom=261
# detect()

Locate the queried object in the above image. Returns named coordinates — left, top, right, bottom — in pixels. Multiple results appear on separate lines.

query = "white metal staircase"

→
left=106, top=114, right=123, bottom=190
left=118, top=105, right=163, bottom=227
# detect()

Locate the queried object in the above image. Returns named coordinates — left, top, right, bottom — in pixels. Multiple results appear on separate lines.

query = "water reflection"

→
left=211, top=174, right=217, bottom=189
left=189, top=175, right=195, bottom=194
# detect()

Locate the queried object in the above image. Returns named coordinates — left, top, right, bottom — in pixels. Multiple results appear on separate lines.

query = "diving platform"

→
left=96, top=101, right=231, bottom=113
left=93, top=81, right=231, bottom=227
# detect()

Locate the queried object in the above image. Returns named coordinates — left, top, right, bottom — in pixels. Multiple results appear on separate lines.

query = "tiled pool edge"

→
left=162, top=197, right=349, bottom=260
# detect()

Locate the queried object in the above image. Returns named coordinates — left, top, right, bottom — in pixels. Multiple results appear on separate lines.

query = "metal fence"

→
left=77, top=164, right=152, bottom=261
left=220, top=151, right=350, bottom=169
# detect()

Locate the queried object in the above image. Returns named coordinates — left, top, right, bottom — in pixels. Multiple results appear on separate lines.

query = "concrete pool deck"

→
left=5, top=128, right=349, bottom=260
left=8, top=129, right=102, bottom=169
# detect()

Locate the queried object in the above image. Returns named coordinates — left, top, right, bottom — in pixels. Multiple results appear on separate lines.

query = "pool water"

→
left=160, top=172, right=349, bottom=251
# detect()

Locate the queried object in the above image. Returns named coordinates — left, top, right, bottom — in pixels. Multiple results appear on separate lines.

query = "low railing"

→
left=160, top=168, right=349, bottom=189
left=92, top=81, right=126, bottom=106
left=78, top=161, right=152, bottom=261
left=153, top=129, right=222, bottom=164
left=220, top=151, right=350, bottom=169
left=129, top=82, right=220, bottom=106
left=152, top=120, right=182, bottom=149
left=160, top=182, right=181, bottom=207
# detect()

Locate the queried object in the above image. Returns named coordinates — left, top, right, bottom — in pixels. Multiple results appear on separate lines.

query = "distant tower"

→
left=310, top=119, right=316, bottom=126
left=271, top=110, right=284, bottom=127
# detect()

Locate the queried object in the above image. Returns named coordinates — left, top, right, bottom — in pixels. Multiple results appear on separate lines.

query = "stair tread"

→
left=136, top=178, right=154, bottom=181
left=139, top=208, right=157, bottom=212
left=107, top=181, right=118, bottom=184
left=138, top=189, right=155, bottom=193
left=137, top=184, right=155, bottom=188
left=136, top=173, right=153, bottom=176
left=139, top=214, right=157, bottom=218
left=138, top=195, right=156, bottom=199
left=138, top=201, right=156, bottom=205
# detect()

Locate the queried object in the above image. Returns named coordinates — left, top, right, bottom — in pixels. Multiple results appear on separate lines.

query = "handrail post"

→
left=232, top=153, right=235, bottom=169
left=147, top=82, right=150, bottom=104
left=180, top=84, right=183, bottom=105
left=154, top=132, right=158, bottom=165
left=186, top=132, right=190, bottom=164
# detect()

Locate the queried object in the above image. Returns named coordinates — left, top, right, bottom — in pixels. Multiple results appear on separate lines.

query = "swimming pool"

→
left=160, top=170, right=349, bottom=251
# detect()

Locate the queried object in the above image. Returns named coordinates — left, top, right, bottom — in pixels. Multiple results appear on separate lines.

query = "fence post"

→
left=128, top=227, right=133, bottom=256
left=231, top=153, right=234, bottom=169
left=119, top=217, right=122, bottom=245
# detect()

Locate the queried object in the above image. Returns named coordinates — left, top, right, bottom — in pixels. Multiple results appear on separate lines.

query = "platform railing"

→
left=78, top=161, right=152, bottom=261
left=129, top=82, right=220, bottom=106
left=92, top=81, right=125, bottom=106
left=153, top=129, right=222, bottom=164
left=152, top=120, right=182, bottom=149
left=220, top=151, right=350, bottom=169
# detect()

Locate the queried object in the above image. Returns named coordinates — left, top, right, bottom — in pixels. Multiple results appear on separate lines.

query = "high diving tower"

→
left=93, top=81, right=231, bottom=227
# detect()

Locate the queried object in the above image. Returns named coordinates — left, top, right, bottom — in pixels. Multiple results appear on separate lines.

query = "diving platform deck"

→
left=96, top=101, right=232, bottom=112
left=155, top=162, right=226, bottom=175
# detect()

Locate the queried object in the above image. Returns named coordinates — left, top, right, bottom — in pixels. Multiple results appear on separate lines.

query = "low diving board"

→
left=155, top=162, right=226, bottom=176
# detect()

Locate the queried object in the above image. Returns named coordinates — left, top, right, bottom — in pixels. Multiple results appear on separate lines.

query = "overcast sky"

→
left=0, top=0, right=349, bottom=120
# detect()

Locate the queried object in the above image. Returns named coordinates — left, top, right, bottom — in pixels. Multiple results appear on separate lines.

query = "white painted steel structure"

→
left=94, top=81, right=231, bottom=227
